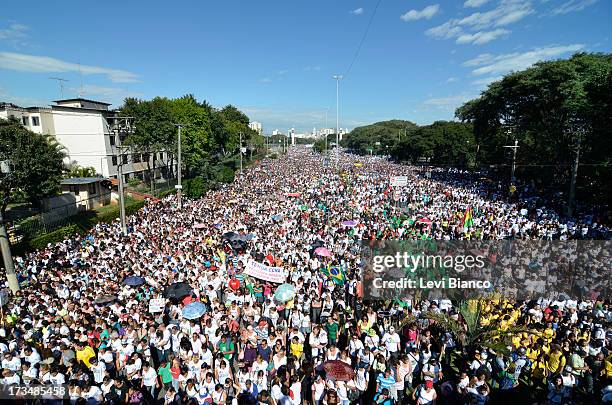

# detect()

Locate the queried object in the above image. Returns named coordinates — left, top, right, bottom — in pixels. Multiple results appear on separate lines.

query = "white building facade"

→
left=0, top=98, right=176, bottom=183
left=248, top=121, right=263, bottom=135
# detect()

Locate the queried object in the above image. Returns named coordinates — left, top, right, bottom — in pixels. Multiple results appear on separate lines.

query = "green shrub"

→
left=213, top=165, right=235, bottom=183
left=28, top=224, right=80, bottom=250
left=184, top=177, right=206, bottom=198
left=269, top=153, right=278, bottom=159
left=127, top=178, right=141, bottom=188
left=159, top=189, right=176, bottom=198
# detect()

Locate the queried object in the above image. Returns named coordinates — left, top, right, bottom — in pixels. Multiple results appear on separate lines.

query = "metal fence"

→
left=7, top=192, right=112, bottom=243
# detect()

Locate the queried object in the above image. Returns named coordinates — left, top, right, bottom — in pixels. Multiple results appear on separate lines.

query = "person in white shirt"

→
left=90, top=357, right=107, bottom=384
left=141, top=361, right=159, bottom=397
left=348, top=334, right=364, bottom=358
left=2, top=353, right=21, bottom=371
left=21, top=362, right=38, bottom=384
left=81, top=383, right=104, bottom=402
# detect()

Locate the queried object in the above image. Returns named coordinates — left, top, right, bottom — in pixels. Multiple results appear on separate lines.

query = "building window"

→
left=21, top=116, right=29, bottom=126
left=122, top=155, right=128, bottom=165
left=109, top=135, right=115, bottom=146
left=87, top=183, right=96, bottom=196
left=133, top=153, right=141, bottom=163
left=31, top=116, right=40, bottom=126
left=112, top=156, right=118, bottom=166
left=69, top=185, right=79, bottom=194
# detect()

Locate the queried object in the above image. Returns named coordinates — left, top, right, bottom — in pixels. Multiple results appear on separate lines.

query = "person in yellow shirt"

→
left=357, top=316, right=372, bottom=337
left=290, top=336, right=303, bottom=360
left=75, top=343, right=95, bottom=369
left=543, top=322, right=556, bottom=343
left=545, top=345, right=566, bottom=375
left=605, top=353, right=612, bottom=378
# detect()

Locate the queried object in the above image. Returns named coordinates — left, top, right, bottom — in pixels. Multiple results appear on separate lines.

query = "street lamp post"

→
left=503, top=139, right=519, bottom=183
left=173, top=124, right=185, bottom=210
left=333, top=75, right=342, bottom=170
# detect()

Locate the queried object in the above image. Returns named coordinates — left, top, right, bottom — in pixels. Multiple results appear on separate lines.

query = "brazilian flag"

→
left=320, top=266, right=346, bottom=286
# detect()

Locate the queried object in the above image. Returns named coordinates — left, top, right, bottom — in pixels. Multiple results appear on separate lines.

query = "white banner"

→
left=149, top=298, right=166, bottom=313
left=244, top=260, right=287, bottom=283
left=390, top=176, right=408, bottom=187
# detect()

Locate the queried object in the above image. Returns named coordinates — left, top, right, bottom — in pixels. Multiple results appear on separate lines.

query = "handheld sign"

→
left=149, top=298, right=166, bottom=313
left=390, top=176, right=408, bottom=187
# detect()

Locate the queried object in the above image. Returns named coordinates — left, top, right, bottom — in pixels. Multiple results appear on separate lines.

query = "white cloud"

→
left=0, top=23, right=29, bottom=47
left=457, top=1, right=533, bottom=29
left=71, top=84, right=142, bottom=98
left=277, top=70, right=288, bottom=75
left=446, top=77, right=458, bottom=83
left=401, top=4, right=440, bottom=21
left=464, top=44, right=585, bottom=76
left=552, top=0, right=598, bottom=14
left=0, top=52, right=139, bottom=83
left=456, top=28, right=510, bottom=45
left=462, top=53, right=494, bottom=66
left=303, top=66, right=321, bottom=72
left=423, top=93, right=476, bottom=109
left=426, top=21, right=463, bottom=39
left=0, top=87, right=49, bottom=107
left=351, top=7, right=364, bottom=15
left=471, top=76, right=503, bottom=86
left=426, top=0, right=534, bottom=43
left=464, top=0, right=491, bottom=7
left=258, top=78, right=272, bottom=83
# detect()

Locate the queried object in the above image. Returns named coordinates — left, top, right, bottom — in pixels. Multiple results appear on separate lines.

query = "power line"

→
left=344, top=0, right=383, bottom=78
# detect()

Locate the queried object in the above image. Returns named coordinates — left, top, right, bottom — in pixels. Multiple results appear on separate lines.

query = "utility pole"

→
left=503, top=139, right=519, bottom=183
left=567, top=125, right=584, bottom=218
left=174, top=124, right=184, bottom=210
left=116, top=149, right=127, bottom=235
left=0, top=160, right=20, bottom=293
left=239, top=132, right=243, bottom=172
left=333, top=75, right=343, bottom=170
left=110, top=116, right=133, bottom=235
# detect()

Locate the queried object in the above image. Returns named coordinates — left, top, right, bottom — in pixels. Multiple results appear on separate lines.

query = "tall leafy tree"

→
left=120, top=97, right=175, bottom=191
left=0, top=118, right=65, bottom=214
left=456, top=52, right=611, bottom=204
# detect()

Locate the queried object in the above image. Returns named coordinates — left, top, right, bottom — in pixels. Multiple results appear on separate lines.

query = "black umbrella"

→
left=163, top=282, right=192, bottom=300
left=229, top=239, right=247, bottom=252
left=222, top=232, right=240, bottom=241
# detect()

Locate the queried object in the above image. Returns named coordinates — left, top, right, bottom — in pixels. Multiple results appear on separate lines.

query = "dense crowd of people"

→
left=0, top=148, right=610, bottom=405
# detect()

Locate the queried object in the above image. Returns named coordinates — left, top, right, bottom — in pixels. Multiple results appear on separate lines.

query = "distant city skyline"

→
left=0, top=0, right=609, bottom=133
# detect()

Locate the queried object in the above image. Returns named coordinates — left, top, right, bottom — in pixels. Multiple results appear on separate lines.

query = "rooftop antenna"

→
left=49, top=77, right=69, bottom=99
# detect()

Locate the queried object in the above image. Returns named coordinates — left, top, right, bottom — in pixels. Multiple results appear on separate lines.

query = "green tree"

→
left=343, top=120, right=417, bottom=155
left=0, top=118, right=66, bottom=214
left=66, top=165, right=99, bottom=178
left=456, top=52, right=612, bottom=204
left=120, top=97, right=175, bottom=192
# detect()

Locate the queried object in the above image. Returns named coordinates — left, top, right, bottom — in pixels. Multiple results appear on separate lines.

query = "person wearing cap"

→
left=312, top=374, right=326, bottom=405
left=381, top=326, right=401, bottom=363
left=412, top=380, right=437, bottom=405
left=511, top=347, right=531, bottom=381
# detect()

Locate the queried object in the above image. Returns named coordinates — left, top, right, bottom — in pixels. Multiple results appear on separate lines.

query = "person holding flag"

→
left=463, top=205, right=474, bottom=229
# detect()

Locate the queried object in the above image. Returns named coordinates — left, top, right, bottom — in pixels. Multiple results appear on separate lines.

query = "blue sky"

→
left=0, top=0, right=610, bottom=132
